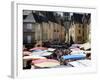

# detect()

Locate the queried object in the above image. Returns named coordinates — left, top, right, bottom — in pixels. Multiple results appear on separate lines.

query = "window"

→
left=78, top=30, right=81, bottom=34
left=23, top=23, right=27, bottom=32
left=27, top=23, right=32, bottom=30
left=27, top=35, right=32, bottom=43
left=77, top=36, right=82, bottom=41
left=23, top=35, right=27, bottom=44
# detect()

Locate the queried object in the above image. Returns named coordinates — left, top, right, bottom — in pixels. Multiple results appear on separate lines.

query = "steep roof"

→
left=23, top=12, right=36, bottom=23
left=23, top=11, right=65, bottom=25
left=32, top=12, right=48, bottom=23
left=72, top=13, right=83, bottom=24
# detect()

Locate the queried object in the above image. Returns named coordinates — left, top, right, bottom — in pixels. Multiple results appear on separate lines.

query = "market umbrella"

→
left=68, top=61, right=86, bottom=67
left=32, top=59, right=60, bottom=68
left=31, top=50, right=46, bottom=56
left=23, top=51, right=31, bottom=56
left=23, top=47, right=27, bottom=51
left=68, top=59, right=91, bottom=67
left=77, top=59, right=91, bottom=66
left=61, top=52, right=86, bottom=61
left=30, top=47, right=48, bottom=51
left=40, top=51, right=53, bottom=57
left=47, top=48, right=56, bottom=51
left=71, top=44, right=82, bottom=47
left=80, top=42, right=91, bottom=50
left=23, top=55, right=47, bottom=60
left=70, top=48, right=80, bottom=51
left=70, top=50, right=84, bottom=55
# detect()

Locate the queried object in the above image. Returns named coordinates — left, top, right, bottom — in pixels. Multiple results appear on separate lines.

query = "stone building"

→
left=23, top=10, right=66, bottom=48
left=69, top=13, right=91, bottom=44
left=63, top=12, right=71, bottom=43
left=23, top=10, right=36, bottom=48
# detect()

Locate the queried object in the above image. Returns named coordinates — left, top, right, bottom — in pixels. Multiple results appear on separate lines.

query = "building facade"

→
left=23, top=10, right=66, bottom=48
left=23, top=11, right=91, bottom=48
left=69, top=13, right=91, bottom=44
